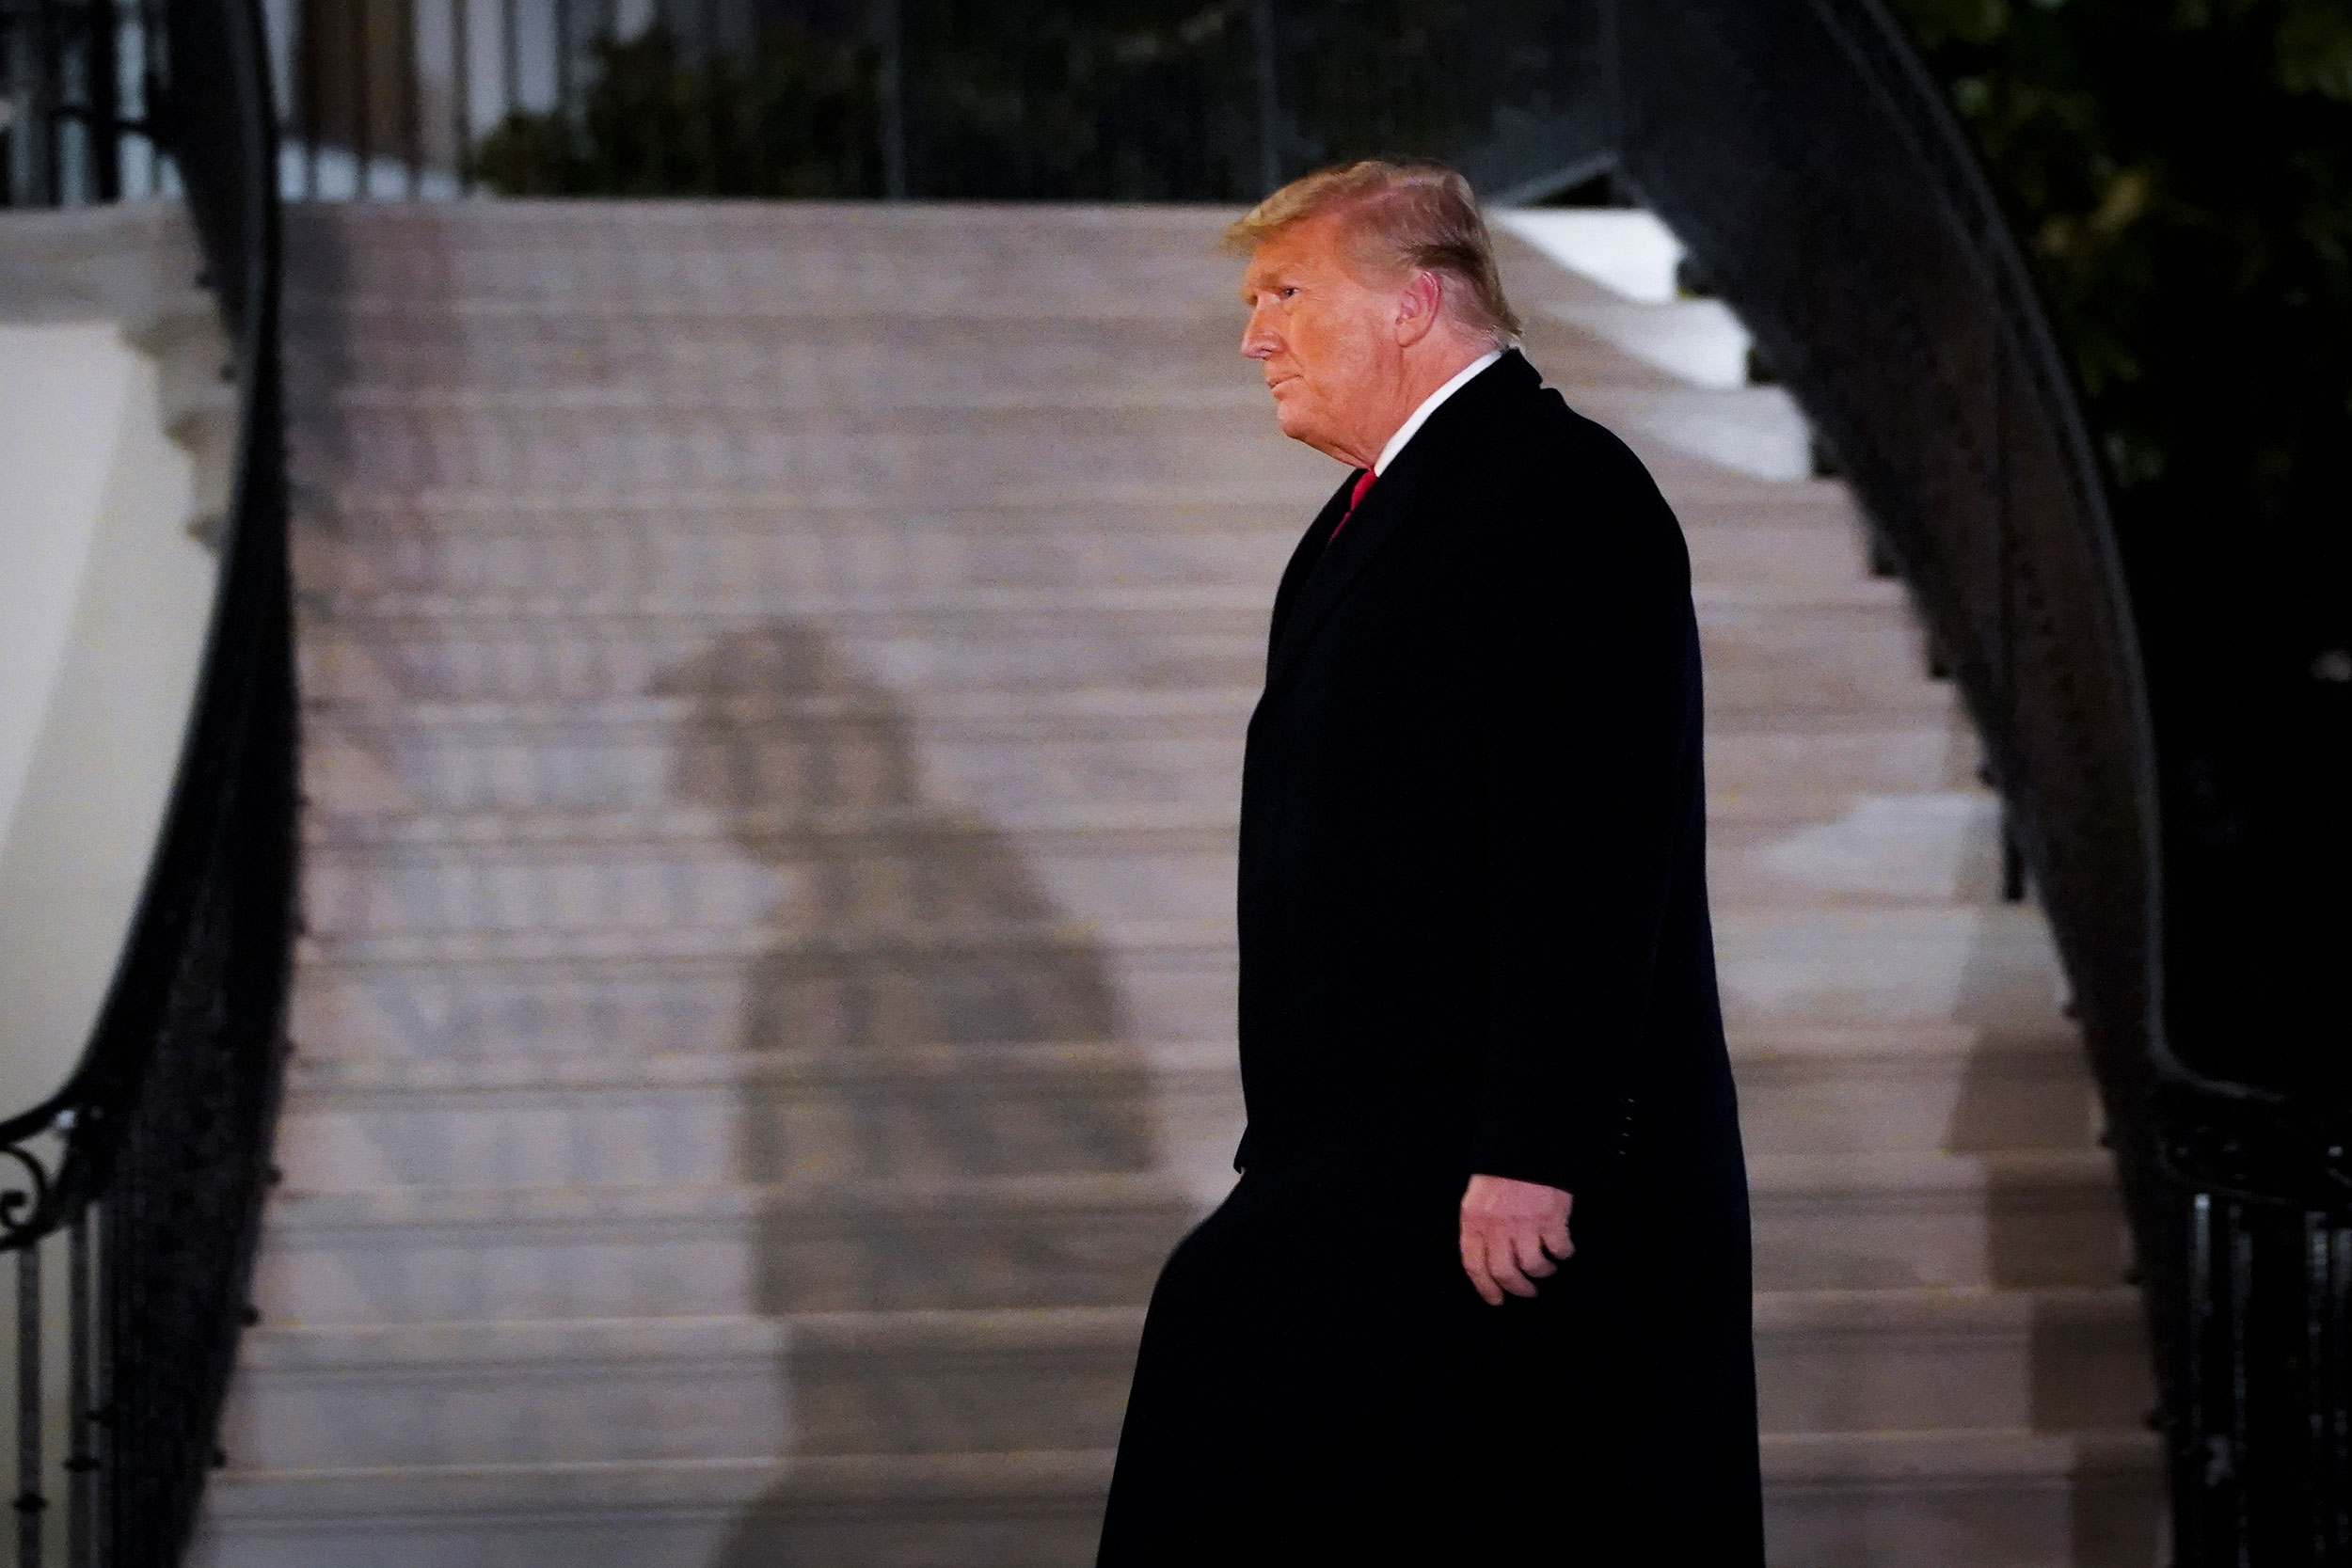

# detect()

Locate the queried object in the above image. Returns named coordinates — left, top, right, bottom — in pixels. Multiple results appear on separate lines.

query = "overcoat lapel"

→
left=1263, top=351, right=1538, bottom=695
left=1266, top=475, right=1359, bottom=657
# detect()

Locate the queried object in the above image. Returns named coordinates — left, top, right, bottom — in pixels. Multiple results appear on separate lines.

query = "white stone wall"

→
left=0, top=204, right=230, bottom=1113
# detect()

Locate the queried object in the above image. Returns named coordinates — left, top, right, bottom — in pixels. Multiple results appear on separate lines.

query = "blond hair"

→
left=1225, top=160, right=1522, bottom=347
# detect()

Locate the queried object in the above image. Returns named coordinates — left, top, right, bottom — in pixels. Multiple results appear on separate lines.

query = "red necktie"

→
left=1327, top=467, right=1378, bottom=544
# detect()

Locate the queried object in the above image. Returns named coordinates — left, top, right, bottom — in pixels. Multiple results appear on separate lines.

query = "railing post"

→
left=348, top=0, right=370, bottom=194
left=450, top=0, right=469, bottom=193
left=65, top=1209, right=93, bottom=1568
left=2229, top=1202, right=2254, bottom=1560
left=394, top=0, right=416, bottom=195
left=553, top=0, right=571, bottom=122
left=88, top=1197, right=107, bottom=1568
left=288, top=0, right=312, bottom=197
left=1249, top=0, right=1279, bottom=193
left=88, top=0, right=123, bottom=199
left=2184, top=1189, right=2215, bottom=1566
left=13, top=1244, right=41, bottom=1568
left=877, top=0, right=904, bottom=199
left=498, top=0, right=516, bottom=133
left=28, top=0, right=60, bottom=203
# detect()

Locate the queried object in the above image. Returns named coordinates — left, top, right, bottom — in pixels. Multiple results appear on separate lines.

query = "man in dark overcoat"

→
left=1094, top=161, right=1763, bottom=1564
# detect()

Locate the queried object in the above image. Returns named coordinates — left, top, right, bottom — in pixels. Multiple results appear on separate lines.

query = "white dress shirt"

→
left=1372, top=349, right=1504, bottom=475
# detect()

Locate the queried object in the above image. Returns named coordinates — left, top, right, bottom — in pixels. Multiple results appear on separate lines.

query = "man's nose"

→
left=1240, top=309, right=1278, bottom=359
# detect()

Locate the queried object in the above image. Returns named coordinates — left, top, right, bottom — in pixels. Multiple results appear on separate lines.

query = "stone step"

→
left=302, top=702, right=1973, bottom=818
left=302, top=719, right=1256, bottom=820
left=280, top=901, right=2058, bottom=1069
left=302, top=571, right=1908, bottom=624
left=291, top=387, right=1808, bottom=500
left=1765, top=1430, right=2159, bottom=1568
left=219, top=1308, right=1135, bottom=1472
left=299, top=584, right=1923, bottom=655
left=291, top=901, right=2056, bottom=1001
left=307, top=685, right=1266, bottom=736
left=190, top=1430, right=2162, bottom=1568
left=1571, top=382, right=1816, bottom=482
left=307, top=378, right=1805, bottom=476
left=319, top=384, right=1283, bottom=415
left=274, top=1043, right=1179, bottom=1192
left=284, top=940, right=1231, bottom=1065
left=283, top=313, right=1263, bottom=404
left=1711, top=715, right=1979, bottom=796
left=293, top=603, right=1949, bottom=717
left=217, top=1285, right=2149, bottom=1475
left=251, top=1174, right=1199, bottom=1324
left=310, top=477, right=1871, bottom=532
left=284, top=200, right=1254, bottom=315
left=286, top=404, right=1338, bottom=500
left=295, top=507, right=1882, bottom=604
left=1714, top=903, right=2069, bottom=1029
left=305, top=586, right=1282, bottom=624
left=1754, top=1288, right=2151, bottom=1436
left=1711, top=789, right=2010, bottom=906
left=284, top=203, right=1835, bottom=356
left=294, top=618, right=1275, bottom=704
left=1747, top=1151, right=2127, bottom=1292
left=193, top=1448, right=1117, bottom=1568
left=269, top=1019, right=2095, bottom=1196
left=247, top=1148, right=2122, bottom=1330
left=296, top=786, right=2006, bottom=912
left=291, top=863, right=1248, bottom=946
left=295, top=506, right=1306, bottom=602
left=1534, top=294, right=1755, bottom=389
left=288, top=312, right=1679, bottom=416
left=306, top=462, right=1846, bottom=533
left=296, top=815, right=1233, bottom=939
left=1729, top=1025, right=2097, bottom=1156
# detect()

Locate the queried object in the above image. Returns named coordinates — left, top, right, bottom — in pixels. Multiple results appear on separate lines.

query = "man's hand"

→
left=1459, top=1174, right=1574, bottom=1307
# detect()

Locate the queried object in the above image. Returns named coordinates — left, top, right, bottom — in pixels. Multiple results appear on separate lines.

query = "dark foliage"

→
left=471, top=2, right=1579, bottom=203
left=1886, top=0, right=2352, bottom=1093
left=470, top=8, right=1263, bottom=200
left=472, top=24, right=884, bottom=198
left=893, top=0, right=1261, bottom=199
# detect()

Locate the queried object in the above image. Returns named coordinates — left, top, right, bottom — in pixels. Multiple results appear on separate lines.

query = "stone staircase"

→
left=191, top=201, right=2159, bottom=1566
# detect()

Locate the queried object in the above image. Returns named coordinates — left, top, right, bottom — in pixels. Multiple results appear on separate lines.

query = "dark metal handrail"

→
left=0, top=0, right=291, bottom=1561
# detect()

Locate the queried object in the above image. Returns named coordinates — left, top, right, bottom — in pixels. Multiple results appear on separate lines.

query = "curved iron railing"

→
left=0, top=0, right=293, bottom=1561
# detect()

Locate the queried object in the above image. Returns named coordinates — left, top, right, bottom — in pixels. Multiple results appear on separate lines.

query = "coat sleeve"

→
left=1462, top=426, right=1702, bottom=1196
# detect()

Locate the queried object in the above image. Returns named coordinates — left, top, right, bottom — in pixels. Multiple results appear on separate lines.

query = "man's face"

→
left=1238, top=214, right=1404, bottom=464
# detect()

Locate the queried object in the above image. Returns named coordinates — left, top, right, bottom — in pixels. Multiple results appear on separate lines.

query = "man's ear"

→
left=1392, top=271, right=1444, bottom=346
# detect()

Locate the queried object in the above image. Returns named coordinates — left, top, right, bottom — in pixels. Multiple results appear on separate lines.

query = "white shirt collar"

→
left=1373, top=349, right=1504, bottom=476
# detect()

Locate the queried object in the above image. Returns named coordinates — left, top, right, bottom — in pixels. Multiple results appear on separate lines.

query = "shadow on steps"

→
left=656, top=622, right=1163, bottom=1567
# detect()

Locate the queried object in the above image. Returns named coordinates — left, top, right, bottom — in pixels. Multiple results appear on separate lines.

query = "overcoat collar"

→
left=1263, top=350, right=1540, bottom=693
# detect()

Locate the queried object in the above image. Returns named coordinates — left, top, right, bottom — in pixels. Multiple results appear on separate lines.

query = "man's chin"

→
left=1271, top=403, right=1324, bottom=447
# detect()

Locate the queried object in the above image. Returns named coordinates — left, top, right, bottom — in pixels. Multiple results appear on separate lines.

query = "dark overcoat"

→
left=1096, top=351, right=1764, bottom=1565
